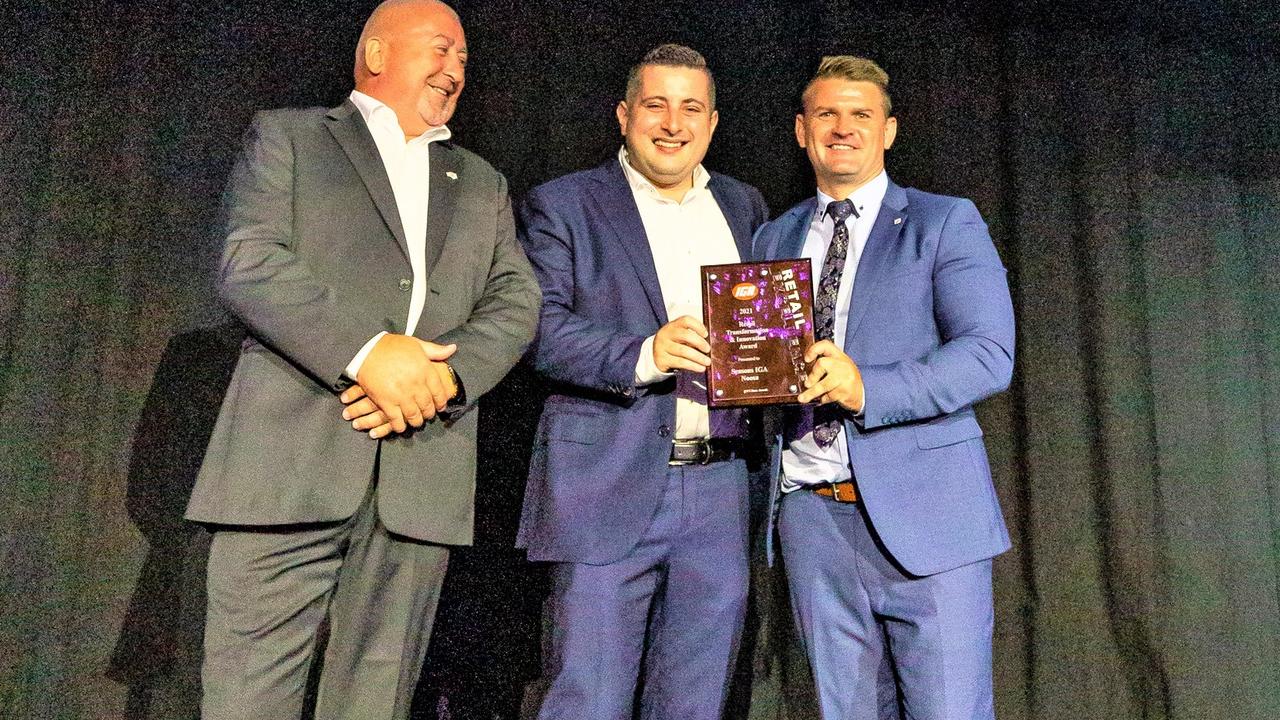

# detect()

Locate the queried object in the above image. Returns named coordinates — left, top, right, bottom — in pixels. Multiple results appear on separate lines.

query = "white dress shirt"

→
left=781, top=170, right=888, bottom=488
left=344, top=90, right=453, bottom=378
left=621, top=148, right=741, bottom=440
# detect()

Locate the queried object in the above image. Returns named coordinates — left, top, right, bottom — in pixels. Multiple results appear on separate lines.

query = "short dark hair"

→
left=624, top=44, right=716, bottom=109
left=801, top=56, right=892, bottom=116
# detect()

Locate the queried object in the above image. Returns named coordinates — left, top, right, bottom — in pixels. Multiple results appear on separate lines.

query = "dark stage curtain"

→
left=2, top=1, right=1277, bottom=718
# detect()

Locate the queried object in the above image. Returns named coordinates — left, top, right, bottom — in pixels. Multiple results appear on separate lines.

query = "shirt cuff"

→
left=633, top=335, right=674, bottom=386
left=345, top=331, right=388, bottom=380
left=851, top=391, right=866, bottom=425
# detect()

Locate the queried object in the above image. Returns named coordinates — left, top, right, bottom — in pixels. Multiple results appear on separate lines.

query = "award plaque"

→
left=701, top=259, right=816, bottom=407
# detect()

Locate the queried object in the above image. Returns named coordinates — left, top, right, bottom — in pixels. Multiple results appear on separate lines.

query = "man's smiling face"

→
left=796, top=78, right=897, bottom=199
left=616, top=65, right=718, bottom=196
left=359, top=1, right=467, bottom=137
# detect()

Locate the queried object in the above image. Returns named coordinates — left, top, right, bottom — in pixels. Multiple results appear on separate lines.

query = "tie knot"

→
left=826, top=198, right=858, bottom=224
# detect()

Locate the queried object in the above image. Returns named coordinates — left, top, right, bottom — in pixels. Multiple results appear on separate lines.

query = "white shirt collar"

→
left=349, top=90, right=452, bottom=145
left=814, top=170, right=888, bottom=221
left=618, top=146, right=711, bottom=202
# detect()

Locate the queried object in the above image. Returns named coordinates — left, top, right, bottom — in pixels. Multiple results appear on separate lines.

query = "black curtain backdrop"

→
left=3, top=1, right=1278, bottom=718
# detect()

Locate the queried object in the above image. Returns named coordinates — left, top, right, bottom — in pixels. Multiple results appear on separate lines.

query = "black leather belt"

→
left=669, top=438, right=748, bottom=465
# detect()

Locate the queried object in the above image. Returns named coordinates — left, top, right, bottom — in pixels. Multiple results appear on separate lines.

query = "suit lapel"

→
left=589, top=162, right=668, bottom=325
left=774, top=201, right=816, bottom=436
left=844, top=180, right=908, bottom=346
left=424, top=142, right=460, bottom=275
left=324, top=101, right=408, bottom=261
left=705, top=176, right=755, bottom=437
left=776, top=199, right=816, bottom=262
left=709, top=177, right=752, bottom=262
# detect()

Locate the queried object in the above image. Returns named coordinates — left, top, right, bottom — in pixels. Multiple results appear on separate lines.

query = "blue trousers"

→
left=532, top=459, right=750, bottom=720
left=779, top=489, right=995, bottom=720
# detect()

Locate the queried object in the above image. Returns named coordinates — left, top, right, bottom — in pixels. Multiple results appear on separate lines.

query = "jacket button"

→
left=658, top=425, right=671, bottom=438
left=399, top=278, right=412, bottom=291
left=881, top=416, right=891, bottom=424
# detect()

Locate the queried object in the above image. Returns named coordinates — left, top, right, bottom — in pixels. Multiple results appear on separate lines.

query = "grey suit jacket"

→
left=185, top=100, right=540, bottom=545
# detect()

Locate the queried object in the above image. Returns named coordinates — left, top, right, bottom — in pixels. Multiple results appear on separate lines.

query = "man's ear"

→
left=363, top=37, right=387, bottom=76
left=616, top=101, right=630, bottom=136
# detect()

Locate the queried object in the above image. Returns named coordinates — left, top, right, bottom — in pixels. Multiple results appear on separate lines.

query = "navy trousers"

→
left=532, top=459, right=750, bottom=720
left=778, top=489, right=995, bottom=720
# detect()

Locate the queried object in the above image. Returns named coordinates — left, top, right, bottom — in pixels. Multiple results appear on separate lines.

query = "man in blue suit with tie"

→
left=516, top=45, right=769, bottom=720
left=753, top=56, right=1016, bottom=719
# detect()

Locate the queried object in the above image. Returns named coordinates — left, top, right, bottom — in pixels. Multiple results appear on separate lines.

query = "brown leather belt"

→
left=669, top=438, right=747, bottom=465
left=811, top=480, right=858, bottom=503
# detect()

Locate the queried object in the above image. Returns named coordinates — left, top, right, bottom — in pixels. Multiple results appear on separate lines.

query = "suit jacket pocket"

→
left=915, top=413, right=983, bottom=449
left=545, top=411, right=603, bottom=445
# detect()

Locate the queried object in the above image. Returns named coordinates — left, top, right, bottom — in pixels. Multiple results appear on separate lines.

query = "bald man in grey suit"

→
left=184, top=2, right=539, bottom=718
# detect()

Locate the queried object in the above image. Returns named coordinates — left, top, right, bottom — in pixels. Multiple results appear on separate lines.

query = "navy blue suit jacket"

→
left=516, top=159, right=769, bottom=565
left=755, top=179, right=1015, bottom=576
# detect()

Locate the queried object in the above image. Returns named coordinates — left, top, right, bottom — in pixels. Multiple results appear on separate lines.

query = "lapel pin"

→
left=446, top=171, right=458, bottom=180
left=893, top=217, right=902, bottom=225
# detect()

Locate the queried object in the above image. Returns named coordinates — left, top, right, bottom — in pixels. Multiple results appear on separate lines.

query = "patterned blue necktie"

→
left=812, top=198, right=858, bottom=447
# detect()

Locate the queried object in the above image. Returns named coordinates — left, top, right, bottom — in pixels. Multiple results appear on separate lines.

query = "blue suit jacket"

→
left=516, top=159, right=769, bottom=565
left=755, top=179, right=1015, bottom=576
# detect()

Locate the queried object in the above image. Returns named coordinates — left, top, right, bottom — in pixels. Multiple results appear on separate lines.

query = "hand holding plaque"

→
left=701, top=259, right=816, bottom=407
left=796, top=339, right=865, bottom=412
left=652, top=314, right=712, bottom=373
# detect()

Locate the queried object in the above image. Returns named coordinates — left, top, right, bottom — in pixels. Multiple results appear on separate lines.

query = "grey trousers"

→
left=201, top=483, right=449, bottom=720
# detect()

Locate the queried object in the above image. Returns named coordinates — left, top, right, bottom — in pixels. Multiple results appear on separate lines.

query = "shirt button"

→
left=399, top=278, right=412, bottom=291
left=658, top=425, right=671, bottom=438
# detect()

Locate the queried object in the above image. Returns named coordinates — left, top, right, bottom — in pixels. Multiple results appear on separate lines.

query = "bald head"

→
left=354, top=0, right=467, bottom=136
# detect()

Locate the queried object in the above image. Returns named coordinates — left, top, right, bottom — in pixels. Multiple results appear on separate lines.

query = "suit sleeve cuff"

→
left=856, top=365, right=903, bottom=429
left=634, top=334, right=674, bottom=386
left=345, top=331, right=388, bottom=380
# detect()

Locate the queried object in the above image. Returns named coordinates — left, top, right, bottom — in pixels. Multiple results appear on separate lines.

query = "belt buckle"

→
left=829, top=481, right=857, bottom=503
left=695, top=437, right=712, bottom=465
left=671, top=438, right=712, bottom=465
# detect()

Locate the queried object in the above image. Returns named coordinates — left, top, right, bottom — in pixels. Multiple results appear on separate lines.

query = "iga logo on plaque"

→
left=732, top=282, right=758, bottom=301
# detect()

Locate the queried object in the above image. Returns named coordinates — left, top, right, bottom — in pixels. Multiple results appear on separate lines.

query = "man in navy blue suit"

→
left=516, top=44, right=769, bottom=720
left=754, top=56, right=1016, bottom=719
